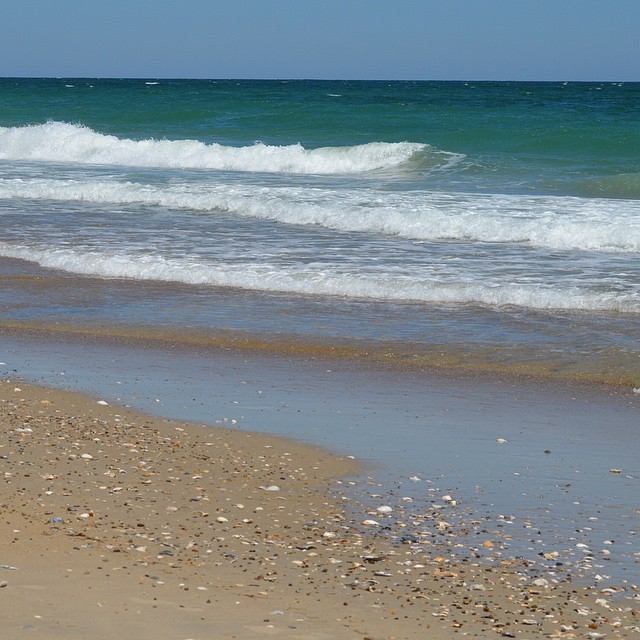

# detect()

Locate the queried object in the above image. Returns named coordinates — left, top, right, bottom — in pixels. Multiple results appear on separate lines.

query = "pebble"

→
left=376, top=505, right=393, bottom=514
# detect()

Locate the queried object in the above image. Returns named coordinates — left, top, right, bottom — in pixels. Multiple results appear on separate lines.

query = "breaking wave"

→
left=0, top=121, right=431, bottom=174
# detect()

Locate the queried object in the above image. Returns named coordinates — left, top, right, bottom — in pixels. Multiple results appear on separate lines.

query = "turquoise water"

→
left=1, top=79, right=639, bottom=384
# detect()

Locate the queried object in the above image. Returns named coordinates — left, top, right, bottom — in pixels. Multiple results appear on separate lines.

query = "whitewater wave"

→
left=0, top=121, right=429, bottom=174
left=2, top=177, right=639, bottom=254
left=1, top=242, right=638, bottom=314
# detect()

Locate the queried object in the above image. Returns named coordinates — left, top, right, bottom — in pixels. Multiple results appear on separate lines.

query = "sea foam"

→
left=2, top=177, right=639, bottom=254
left=1, top=242, right=638, bottom=314
left=0, top=122, right=427, bottom=174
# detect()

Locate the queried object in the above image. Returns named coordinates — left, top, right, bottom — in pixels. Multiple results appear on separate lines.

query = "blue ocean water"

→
left=1, top=79, right=639, bottom=384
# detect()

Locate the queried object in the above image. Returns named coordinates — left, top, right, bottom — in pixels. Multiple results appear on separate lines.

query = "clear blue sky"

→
left=3, top=0, right=638, bottom=81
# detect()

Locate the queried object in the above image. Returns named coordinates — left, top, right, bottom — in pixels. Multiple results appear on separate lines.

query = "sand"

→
left=1, top=379, right=638, bottom=639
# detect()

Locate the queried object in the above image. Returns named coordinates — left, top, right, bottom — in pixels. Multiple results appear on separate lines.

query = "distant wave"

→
left=0, top=121, right=430, bottom=174
left=2, top=177, right=639, bottom=254
left=0, top=242, right=638, bottom=314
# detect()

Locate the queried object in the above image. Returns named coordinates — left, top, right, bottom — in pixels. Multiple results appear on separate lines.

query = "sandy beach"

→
left=1, top=378, right=638, bottom=639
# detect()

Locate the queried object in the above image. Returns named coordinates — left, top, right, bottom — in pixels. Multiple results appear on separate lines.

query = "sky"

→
left=2, top=0, right=639, bottom=81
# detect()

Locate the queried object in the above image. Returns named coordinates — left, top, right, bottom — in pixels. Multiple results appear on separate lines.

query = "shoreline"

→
left=2, top=326, right=639, bottom=580
left=1, top=377, right=639, bottom=638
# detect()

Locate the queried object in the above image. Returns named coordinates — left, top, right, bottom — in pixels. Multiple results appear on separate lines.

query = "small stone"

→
left=376, top=505, right=392, bottom=514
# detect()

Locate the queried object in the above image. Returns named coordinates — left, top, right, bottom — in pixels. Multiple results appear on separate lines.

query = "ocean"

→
left=1, top=78, right=639, bottom=385
left=1, top=79, right=639, bottom=581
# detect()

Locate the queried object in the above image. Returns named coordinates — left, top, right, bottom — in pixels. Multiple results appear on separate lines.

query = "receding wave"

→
left=1, top=242, right=637, bottom=314
left=2, top=177, right=639, bottom=254
left=0, top=121, right=429, bottom=174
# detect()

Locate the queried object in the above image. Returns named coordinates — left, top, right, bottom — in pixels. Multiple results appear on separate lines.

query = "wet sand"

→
left=1, top=379, right=638, bottom=639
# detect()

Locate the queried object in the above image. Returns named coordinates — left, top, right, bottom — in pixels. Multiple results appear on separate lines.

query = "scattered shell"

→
left=262, top=485, right=280, bottom=492
left=531, top=578, right=549, bottom=588
left=376, top=505, right=393, bottom=514
left=363, top=555, right=386, bottom=563
left=80, top=453, right=94, bottom=460
left=96, top=400, right=109, bottom=406
left=361, top=519, right=379, bottom=526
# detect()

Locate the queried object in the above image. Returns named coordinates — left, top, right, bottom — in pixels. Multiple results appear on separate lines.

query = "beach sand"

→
left=1, top=378, right=638, bottom=639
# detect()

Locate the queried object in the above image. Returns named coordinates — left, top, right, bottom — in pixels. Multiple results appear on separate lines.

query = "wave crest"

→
left=0, top=121, right=429, bottom=174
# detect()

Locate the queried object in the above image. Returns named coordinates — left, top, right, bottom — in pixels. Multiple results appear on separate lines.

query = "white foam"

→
left=1, top=242, right=637, bottom=314
left=2, top=177, right=639, bottom=254
left=0, top=122, right=426, bottom=174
